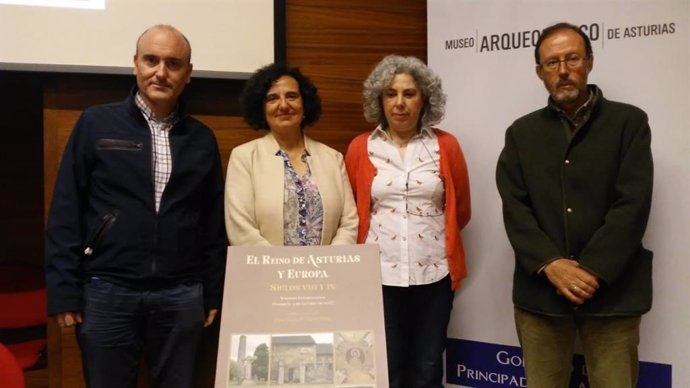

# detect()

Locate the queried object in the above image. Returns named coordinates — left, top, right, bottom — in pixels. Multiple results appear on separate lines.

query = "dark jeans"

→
left=76, top=277, right=205, bottom=388
left=383, top=275, right=453, bottom=388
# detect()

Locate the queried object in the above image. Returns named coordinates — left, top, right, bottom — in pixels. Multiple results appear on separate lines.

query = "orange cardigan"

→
left=345, top=128, right=471, bottom=290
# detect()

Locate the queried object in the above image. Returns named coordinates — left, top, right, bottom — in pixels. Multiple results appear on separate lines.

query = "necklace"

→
left=386, top=129, right=415, bottom=148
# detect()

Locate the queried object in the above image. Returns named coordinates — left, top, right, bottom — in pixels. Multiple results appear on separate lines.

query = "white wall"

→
left=0, top=0, right=275, bottom=78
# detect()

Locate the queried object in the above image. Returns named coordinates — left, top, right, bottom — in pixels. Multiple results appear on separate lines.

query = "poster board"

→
left=214, top=244, right=389, bottom=388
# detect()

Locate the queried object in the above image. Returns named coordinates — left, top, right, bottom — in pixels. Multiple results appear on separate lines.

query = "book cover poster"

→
left=214, top=244, right=388, bottom=388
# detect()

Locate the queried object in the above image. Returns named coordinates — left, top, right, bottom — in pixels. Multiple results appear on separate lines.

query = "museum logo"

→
left=443, top=21, right=677, bottom=54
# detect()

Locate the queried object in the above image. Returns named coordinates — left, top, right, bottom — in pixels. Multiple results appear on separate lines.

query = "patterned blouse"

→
left=365, top=125, right=448, bottom=286
left=278, top=150, right=324, bottom=246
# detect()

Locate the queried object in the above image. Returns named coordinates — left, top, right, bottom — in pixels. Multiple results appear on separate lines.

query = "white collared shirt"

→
left=365, top=125, right=448, bottom=287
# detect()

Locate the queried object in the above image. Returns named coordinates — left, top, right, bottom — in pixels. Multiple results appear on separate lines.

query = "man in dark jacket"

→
left=496, top=22, right=653, bottom=388
left=45, top=25, right=226, bottom=388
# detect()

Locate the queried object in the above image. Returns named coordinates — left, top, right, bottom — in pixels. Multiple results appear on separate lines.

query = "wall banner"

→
left=427, top=1, right=689, bottom=387
left=446, top=339, right=672, bottom=388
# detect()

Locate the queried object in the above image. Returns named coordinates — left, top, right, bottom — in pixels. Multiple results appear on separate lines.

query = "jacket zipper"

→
left=84, top=210, right=119, bottom=256
left=96, top=139, right=144, bottom=151
left=150, top=118, right=181, bottom=275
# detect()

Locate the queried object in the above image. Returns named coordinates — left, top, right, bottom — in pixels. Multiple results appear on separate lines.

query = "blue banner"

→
left=446, top=339, right=672, bottom=387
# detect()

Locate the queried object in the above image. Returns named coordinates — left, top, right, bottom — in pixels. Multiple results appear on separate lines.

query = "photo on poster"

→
left=333, top=330, right=376, bottom=387
left=268, top=333, right=334, bottom=385
left=224, top=331, right=377, bottom=387
left=227, top=334, right=271, bottom=386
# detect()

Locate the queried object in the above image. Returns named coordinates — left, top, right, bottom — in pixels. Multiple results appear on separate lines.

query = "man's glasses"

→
left=540, top=55, right=589, bottom=72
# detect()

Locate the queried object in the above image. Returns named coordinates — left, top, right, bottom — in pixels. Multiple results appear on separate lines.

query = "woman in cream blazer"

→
left=225, top=63, right=357, bottom=246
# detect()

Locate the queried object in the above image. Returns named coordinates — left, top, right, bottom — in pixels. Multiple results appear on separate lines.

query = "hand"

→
left=56, top=311, right=83, bottom=328
left=543, top=258, right=599, bottom=305
left=204, top=309, right=218, bottom=328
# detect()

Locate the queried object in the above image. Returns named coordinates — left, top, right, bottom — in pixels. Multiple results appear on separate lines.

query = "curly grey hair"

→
left=363, top=55, right=446, bottom=129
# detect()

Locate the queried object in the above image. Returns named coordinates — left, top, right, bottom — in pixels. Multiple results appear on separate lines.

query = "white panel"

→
left=428, top=0, right=689, bottom=386
left=0, top=0, right=275, bottom=78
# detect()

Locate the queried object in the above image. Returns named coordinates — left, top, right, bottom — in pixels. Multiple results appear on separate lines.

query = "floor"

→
left=25, top=367, right=48, bottom=388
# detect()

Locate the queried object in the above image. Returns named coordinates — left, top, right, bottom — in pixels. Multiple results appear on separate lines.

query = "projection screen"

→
left=0, top=0, right=283, bottom=79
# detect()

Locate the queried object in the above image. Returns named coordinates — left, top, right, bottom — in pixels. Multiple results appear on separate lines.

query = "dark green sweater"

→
left=496, top=85, right=653, bottom=316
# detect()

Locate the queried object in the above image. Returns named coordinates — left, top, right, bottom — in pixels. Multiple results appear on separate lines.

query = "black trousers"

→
left=383, top=275, right=453, bottom=388
left=76, top=278, right=205, bottom=388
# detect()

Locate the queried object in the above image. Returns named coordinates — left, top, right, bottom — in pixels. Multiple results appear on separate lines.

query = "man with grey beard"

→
left=496, top=22, right=653, bottom=388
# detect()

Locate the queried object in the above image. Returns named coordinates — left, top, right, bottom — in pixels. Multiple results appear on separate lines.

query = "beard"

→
left=549, top=81, right=585, bottom=106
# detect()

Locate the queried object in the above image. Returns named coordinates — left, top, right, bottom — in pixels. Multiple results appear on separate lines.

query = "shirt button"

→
left=566, top=207, right=573, bottom=213
left=564, top=160, right=570, bottom=165
left=402, top=237, right=407, bottom=241
left=403, top=215, right=407, bottom=219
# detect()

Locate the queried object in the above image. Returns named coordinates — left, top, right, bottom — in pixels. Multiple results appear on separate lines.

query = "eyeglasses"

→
left=405, top=175, right=445, bottom=218
left=540, top=55, right=589, bottom=72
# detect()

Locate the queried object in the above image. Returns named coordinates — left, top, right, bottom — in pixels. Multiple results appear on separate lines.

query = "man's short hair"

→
left=534, top=22, right=593, bottom=64
left=135, top=24, right=192, bottom=63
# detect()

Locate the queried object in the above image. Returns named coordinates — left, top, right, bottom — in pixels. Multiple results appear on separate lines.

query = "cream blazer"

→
left=225, top=132, right=358, bottom=246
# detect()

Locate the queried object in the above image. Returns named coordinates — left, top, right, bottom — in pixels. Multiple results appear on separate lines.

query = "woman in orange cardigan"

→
left=345, top=55, right=471, bottom=388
